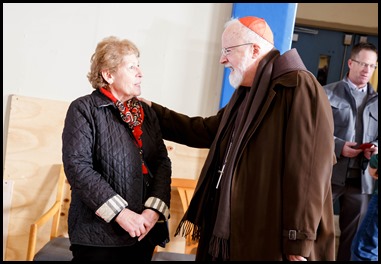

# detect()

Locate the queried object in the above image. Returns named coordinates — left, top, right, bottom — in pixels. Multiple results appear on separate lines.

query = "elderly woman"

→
left=62, top=36, right=171, bottom=261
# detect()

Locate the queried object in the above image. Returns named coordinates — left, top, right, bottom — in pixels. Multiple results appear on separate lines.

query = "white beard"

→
left=228, top=49, right=251, bottom=89
left=229, top=70, right=243, bottom=89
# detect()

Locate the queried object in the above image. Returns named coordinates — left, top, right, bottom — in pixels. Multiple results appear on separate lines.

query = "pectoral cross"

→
left=215, top=129, right=235, bottom=189
left=216, top=164, right=225, bottom=189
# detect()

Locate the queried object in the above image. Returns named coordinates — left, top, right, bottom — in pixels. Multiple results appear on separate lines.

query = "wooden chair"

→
left=170, top=178, right=197, bottom=251
left=26, top=166, right=198, bottom=261
left=151, top=178, right=198, bottom=261
left=26, top=165, right=71, bottom=261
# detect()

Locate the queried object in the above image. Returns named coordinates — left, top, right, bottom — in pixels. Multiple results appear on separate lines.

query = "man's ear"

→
left=252, top=43, right=261, bottom=59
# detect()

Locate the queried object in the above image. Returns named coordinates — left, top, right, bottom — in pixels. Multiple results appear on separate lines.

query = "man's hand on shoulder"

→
left=138, top=97, right=152, bottom=107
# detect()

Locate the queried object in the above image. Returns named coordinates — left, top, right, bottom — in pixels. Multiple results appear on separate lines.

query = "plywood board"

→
left=165, top=140, right=208, bottom=180
left=3, top=95, right=70, bottom=261
left=3, top=180, right=14, bottom=260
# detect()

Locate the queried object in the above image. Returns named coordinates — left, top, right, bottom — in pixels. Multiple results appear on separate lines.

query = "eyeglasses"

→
left=351, top=59, right=377, bottom=70
left=221, top=43, right=253, bottom=57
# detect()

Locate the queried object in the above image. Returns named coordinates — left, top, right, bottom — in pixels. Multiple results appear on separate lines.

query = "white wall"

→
left=3, top=3, right=233, bottom=162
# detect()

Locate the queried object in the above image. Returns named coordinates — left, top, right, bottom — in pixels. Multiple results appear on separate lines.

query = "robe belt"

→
left=283, top=230, right=316, bottom=240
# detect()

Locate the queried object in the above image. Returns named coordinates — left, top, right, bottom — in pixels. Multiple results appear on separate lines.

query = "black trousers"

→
left=332, top=178, right=371, bottom=261
left=70, top=238, right=156, bottom=261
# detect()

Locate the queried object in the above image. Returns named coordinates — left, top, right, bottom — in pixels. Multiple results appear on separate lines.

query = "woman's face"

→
left=108, top=54, right=143, bottom=102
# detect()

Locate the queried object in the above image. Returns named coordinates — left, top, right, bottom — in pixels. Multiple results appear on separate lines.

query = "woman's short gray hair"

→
left=87, top=36, right=140, bottom=89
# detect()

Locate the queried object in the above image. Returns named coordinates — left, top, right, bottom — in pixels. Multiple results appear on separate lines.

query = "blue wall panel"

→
left=219, top=3, right=297, bottom=108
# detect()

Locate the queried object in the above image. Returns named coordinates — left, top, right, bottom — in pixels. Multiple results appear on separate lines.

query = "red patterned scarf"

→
left=100, top=87, right=148, bottom=174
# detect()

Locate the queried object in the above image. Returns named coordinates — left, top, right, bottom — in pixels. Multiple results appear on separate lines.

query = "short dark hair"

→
left=350, top=42, right=378, bottom=59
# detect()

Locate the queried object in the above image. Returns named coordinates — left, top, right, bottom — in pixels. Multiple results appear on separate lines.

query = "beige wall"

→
left=296, top=3, right=378, bottom=35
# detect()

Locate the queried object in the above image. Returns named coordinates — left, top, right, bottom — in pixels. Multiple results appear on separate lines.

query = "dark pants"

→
left=332, top=178, right=371, bottom=261
left=70, top=238, right=156, bottom=261
left=351, top=193, right=378, bottom=261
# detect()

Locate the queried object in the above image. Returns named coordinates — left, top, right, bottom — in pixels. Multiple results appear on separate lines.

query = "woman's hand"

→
left=115, top=208, right=147, bottom=238
left=138, top=209, right=160, bottom=241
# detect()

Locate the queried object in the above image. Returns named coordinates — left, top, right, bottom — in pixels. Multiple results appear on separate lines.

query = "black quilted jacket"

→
left=62, top=89, right=171, bottom=246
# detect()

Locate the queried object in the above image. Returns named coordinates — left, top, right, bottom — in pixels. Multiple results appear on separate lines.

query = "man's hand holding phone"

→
left=356, top=143, right=375, bottom=150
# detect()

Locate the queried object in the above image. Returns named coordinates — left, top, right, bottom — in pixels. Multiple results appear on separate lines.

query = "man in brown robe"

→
left=142, top=16, right=336, bottom=261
